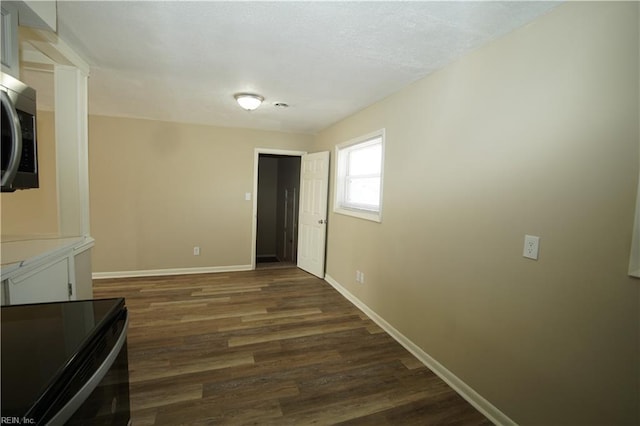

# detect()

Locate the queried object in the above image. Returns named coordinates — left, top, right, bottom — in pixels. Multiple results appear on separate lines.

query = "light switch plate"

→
left=523, top=235, right=540, bottom=260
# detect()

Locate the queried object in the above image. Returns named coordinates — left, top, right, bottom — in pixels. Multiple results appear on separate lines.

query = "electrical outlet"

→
left=193, top=246, right=200, bottom=256
left=523, top=235, right=540, bottom=260
left=356, top=270, right=361, bottom=283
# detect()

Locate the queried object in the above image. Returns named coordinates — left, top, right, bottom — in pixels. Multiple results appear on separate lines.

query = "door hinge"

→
left=68, top=282, right=73, bottom=297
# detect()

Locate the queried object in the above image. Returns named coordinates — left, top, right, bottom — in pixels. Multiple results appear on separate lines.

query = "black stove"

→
left=1, top=298, right=130, bottom=425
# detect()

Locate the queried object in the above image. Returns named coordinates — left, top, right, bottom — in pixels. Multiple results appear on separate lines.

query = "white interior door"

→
left=297, top=151, right=329, bottom=278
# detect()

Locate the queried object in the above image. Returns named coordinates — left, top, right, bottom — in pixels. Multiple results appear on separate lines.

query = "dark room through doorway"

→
left=256, top=154, right=301, bottom=267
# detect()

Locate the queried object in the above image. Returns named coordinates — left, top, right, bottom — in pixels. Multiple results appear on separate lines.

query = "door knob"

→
left=318, top=219, right=326, bottom=224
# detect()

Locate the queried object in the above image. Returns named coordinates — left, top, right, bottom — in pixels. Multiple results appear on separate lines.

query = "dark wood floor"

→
left=93, top=268, right=492, bottom=425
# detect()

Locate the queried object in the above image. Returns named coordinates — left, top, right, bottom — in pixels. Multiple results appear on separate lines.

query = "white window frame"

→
left=334, top=129, right=385, bottom=223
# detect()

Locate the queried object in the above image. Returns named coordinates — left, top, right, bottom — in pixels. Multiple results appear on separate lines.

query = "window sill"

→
left=334, top=206, right=381, bottom=223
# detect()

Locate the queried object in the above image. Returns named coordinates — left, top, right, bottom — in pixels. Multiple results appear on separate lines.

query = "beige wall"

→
left=88, top=115, right=314, bottom=273
left=314, top=2, right=639, bottom=425
left=1, top=110, right=58, bottom=238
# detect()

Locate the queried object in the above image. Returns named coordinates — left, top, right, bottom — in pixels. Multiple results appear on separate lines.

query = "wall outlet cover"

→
left=523, top=235, right=540, bottom=260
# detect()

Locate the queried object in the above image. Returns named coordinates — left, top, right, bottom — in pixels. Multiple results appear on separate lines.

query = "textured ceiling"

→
left=50, top=1, right=559, bottom=134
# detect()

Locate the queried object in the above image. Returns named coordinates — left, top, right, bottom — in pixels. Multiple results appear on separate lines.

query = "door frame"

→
left=251, top=148, right=306, bottom=270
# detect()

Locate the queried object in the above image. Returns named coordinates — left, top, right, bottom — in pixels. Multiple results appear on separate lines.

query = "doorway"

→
left=254, top=152, right=302, bottom=268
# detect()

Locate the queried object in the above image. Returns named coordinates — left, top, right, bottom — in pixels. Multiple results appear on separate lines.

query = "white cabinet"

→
left=1, top=237, right=94, bottom=305
left=629, top=171, right=640, bottom=278
left=1, top=2, right=20, bottom=78
left=2, top=1, right=60, bottom=79
left=7, top=256, right=71, bottom=304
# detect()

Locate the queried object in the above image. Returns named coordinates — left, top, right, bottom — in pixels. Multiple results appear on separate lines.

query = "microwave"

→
left=1, top=72, right=38, bottom=192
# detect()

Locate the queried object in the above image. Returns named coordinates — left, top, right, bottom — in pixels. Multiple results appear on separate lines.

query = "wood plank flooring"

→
left=93, top=268, right=492, bottom=425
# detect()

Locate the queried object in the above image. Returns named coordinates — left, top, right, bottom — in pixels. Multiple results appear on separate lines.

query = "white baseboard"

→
left=324, top=274, right=516, bottom=426
left=92, top=264, right=253, bottom=279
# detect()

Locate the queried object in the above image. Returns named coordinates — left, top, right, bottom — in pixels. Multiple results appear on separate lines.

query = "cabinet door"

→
left=1, top=3, right=19, bottom=78
left=1, top=280, right=7, bottom=305
left=8, top=257, right=70, bottom=304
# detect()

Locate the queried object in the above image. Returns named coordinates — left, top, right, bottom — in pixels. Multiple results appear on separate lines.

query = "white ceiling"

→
left=46, top=1, right=559, bottom=134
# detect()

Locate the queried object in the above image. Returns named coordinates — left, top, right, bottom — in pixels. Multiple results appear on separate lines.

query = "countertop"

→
left=1, top=235, right=95, bottom=278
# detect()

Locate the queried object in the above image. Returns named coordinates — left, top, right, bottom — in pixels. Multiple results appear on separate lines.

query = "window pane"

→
left=346, top=177, right=380, bottom=208
left=348, top=142, right=381, bottom=176
left=334, top=129, right=384, bottom=222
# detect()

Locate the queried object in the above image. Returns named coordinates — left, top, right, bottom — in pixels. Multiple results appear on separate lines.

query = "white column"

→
left=54, top=65, right=90, bottom=237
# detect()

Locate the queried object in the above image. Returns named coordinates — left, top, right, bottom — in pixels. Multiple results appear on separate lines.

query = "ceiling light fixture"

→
left=234, top=93, right=264, bottom=111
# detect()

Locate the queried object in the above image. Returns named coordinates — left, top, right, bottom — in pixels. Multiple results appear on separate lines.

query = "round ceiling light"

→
left=234, top=93, right=264, bottom=111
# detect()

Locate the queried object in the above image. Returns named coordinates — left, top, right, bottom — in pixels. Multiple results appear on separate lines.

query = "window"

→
left=334, top=129, right=385, bottom=222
